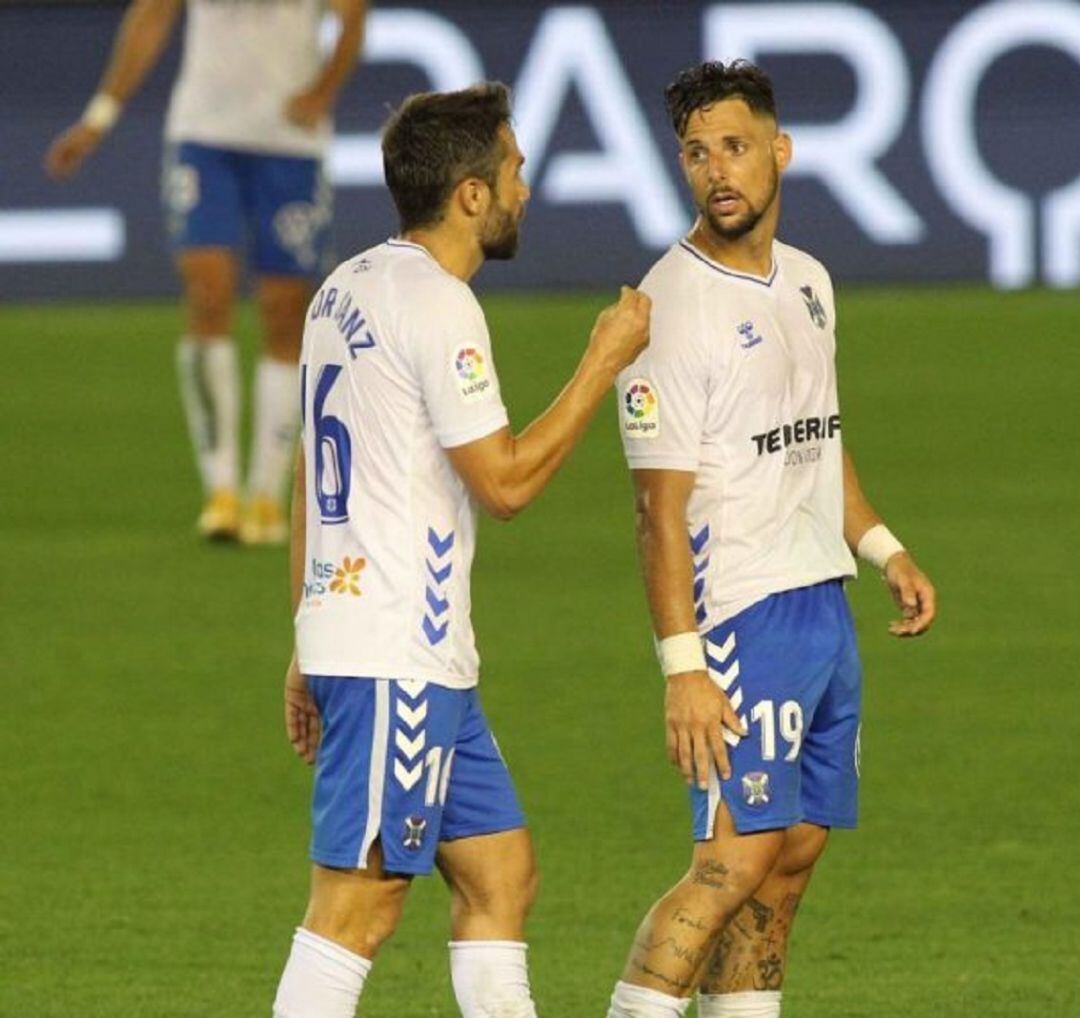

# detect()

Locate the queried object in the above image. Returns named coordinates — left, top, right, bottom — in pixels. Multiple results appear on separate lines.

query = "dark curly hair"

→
left=382, top=82, right=512, bottom=231
left=664, top=60, right=777, bottom=137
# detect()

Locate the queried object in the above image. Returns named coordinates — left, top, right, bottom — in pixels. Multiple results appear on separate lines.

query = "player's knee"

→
left=453, top=852, right=538, bottom=923
left=775, top=823, right=829, bottom=878
left=304, top=872, right=410, bottom=959
left=258, top=279, right=309, bottom=360
left=681, top=849, right=778, bottom=924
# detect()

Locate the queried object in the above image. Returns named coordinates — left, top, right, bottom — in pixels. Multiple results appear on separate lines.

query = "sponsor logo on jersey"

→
left=623, top=378, right=659, bottom=438
left=403, top=815, right=427, bottom=850
left=800, top=285, right=828, bottom=329
left=329, top=556, right=365, bottom=596
left=751, top=414, right=841, bottom=457
left=737, top=320, right=765, bottom=349
left=742, top=771, right=771, bottom=806
left=454, top=346, right=493, bottom=402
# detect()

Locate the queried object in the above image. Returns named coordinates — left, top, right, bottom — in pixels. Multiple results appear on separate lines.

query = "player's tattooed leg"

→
left=699, top=822, right=828, bottom=995
left=619, top=809, right=784, bottom=996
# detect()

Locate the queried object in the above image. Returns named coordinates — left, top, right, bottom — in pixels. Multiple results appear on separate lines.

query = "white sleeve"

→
left=410, top=285, right=509, bottom=449
left=616, top=290, right=709, bottom=471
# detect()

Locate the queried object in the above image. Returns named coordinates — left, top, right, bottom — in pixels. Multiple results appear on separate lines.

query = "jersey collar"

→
left=677, top=239, right=778, bottom=289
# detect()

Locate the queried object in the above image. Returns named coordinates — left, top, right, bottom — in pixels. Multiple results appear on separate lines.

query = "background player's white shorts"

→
left=308, top=676, right=525, bottom=875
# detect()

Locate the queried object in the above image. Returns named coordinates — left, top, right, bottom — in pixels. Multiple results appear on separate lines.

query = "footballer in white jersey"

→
left=605, top=62, right=937, bottom=1018
left=45, top=0, right=367, bottom=545
left=295, top=239, right=510, bottom=687
left=273, top=84, right=651, bottom=1018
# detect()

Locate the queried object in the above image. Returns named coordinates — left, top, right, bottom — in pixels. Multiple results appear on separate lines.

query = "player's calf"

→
left=697, top=823, right=828, bottom=1017
left=439, top=829, right=541, bottom=1017
left=608, top=809, right=784, bottom=1017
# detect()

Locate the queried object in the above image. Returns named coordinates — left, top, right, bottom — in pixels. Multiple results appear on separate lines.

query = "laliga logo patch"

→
left=742, top=771, right=771, bottom=807
left=453, top=346, right=492, bottom=402
left=623, top=379, right=659, bottom=438
left=403, top=815, right=427, bottom=850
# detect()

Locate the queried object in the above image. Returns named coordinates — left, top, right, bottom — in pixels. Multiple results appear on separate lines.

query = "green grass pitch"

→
left=2, top=286, right=1078, bottom=1016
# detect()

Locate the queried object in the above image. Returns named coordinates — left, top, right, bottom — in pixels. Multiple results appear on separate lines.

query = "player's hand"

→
left=587, top=286, right=651, bottom=379
left=882, top=551, right=936, bottom=637
left=44, top=122, right=104, bottom=180
left=284, top=653, right=321, bottom=764
left=284, top=88, right=331, bottom=130
left=664, top=671, right=746, bottom=789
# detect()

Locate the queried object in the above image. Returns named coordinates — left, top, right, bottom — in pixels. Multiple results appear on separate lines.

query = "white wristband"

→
left=857, top=523, right=905, bottom=571
left=82, top=93, right=122, bottom=133
left=656, top=632, right=706, bottom=677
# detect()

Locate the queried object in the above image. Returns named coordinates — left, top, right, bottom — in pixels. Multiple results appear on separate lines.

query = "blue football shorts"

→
left=307, top=677, right=526, bottom=876
left=162, top=141, right=332, bottom=276
left=692, top=579, right=862, bottom=838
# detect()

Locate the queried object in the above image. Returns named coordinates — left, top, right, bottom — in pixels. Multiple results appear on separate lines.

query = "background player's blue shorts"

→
left=162, top=142, right=332, bottom=276
left=308, top=677, right=525, bottom=876
left=692, top=579, right=862, bottom=838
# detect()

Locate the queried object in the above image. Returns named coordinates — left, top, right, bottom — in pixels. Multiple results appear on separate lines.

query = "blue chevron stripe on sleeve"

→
left=427, top=527, right=455, bottom=557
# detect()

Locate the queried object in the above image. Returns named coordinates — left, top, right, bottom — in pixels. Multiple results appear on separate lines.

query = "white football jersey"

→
left=618, top=238, right=856, bottom=629
left=295, top=240, right=510, bottom=688
left=165, top=0, right=330, bottom=158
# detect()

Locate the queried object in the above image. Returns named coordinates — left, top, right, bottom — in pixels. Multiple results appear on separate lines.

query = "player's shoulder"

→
left=775, top=240, right=833, bottom=289
left=330, top=240, right=483, bottom=321
left=639, top=241, right=703, bottom=302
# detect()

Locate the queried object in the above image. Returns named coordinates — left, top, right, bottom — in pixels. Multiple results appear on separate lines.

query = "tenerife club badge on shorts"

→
left=403, top=815, right=427, bottom=850
left=742, top=771, right=771, bottom=807
left=623, top=378, right=659, bottom=439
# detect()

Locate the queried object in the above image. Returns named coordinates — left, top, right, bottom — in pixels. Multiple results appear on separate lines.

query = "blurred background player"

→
left=274, top=83, right=649, bottom=1017
left=44, top=0, right=367, bottom=544
left=606, top=62, right=937, bottom=1018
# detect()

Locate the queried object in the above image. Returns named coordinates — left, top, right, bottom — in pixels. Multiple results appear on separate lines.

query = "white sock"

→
left=176, top=336, right=240, bottom=494
left=607, top=980, right=691, bottom=1018
left=273, top=927, right=371, bottom=1018
left=697, top=990, right=782, bottom=1016
left=247, top=357, right=300, bottom=502
left=449, top=940, right=538, bottom=1017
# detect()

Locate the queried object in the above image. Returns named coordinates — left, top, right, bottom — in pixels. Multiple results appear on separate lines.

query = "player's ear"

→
left=456, top=177, right=491, bottom=219
left=774, top=131, right=793, bottom=173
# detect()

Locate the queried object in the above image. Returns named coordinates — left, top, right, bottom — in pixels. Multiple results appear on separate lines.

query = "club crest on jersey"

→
left=800, top=285, right=827, bottom=329
left=453, top=346, right=492, bottom=402
left=623, top=379, right=659, bottom=439
left=403, top=815, right=427, bottom=850
left=742, top=771, right=771, bottom=807
left=737, top=321, right=764, bottom=349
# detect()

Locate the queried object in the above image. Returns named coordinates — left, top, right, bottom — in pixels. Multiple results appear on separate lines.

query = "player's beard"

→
left=480, top=201, right=521, bottom=261
left=702, top=162, right=779, bottom=241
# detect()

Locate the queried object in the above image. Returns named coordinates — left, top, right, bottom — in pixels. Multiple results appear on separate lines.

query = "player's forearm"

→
left=309, top=1, right=365, bottom=104
left=289, top=448, right=307, bottom=615
left=495, top=353, right=616, bottom=517
left=842, top=448, right=884, bottom=552
left=96, top=0, right=182, bottom=105
left=635, top=492, right=698, bottom=639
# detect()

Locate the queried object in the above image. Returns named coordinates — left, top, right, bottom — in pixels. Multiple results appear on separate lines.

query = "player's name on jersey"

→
left=751, top=414, right=841, bottom=457
left=310, top=285, right=376, bottom=356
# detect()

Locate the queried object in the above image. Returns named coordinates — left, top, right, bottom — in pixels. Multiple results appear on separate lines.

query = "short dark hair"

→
left=664, top=60, right=777, bottom=137
left=382, top=82, right=512, bottom=231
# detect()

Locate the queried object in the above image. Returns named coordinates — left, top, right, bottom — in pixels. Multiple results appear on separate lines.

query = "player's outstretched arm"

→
left=285, top=0, right=367, bottom=129
left=633, top=468, right=746, bottom=790
left=284, top=447, right=320, bottom=764
left=843, top=448, right=937, bottom=637
left=44, top=0, right=183, bottom=179
left=447, top=286, right=650, bottom=520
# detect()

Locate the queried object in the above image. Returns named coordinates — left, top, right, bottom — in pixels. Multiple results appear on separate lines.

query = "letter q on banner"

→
left=922, top=0, right=1080, bottom=288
